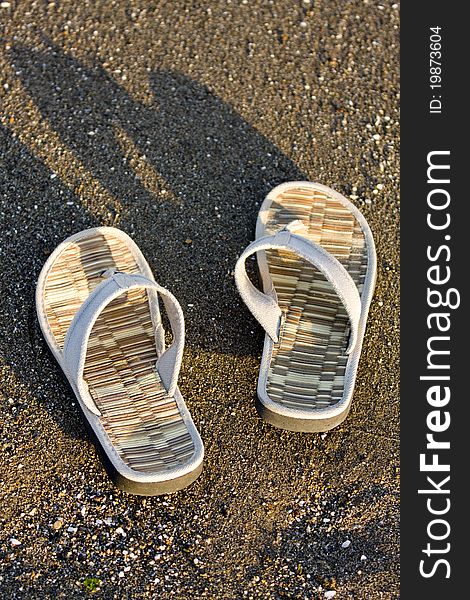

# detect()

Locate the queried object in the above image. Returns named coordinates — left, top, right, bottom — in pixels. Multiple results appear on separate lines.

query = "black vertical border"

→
left=401, top=3, right=466, bottom=596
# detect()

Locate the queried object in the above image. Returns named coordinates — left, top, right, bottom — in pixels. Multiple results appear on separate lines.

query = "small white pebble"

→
left=373, top=133, right=381, bottom=140
left=50, top=173, right=57, bottom=179
left=10, top=538, right=21, bottom=547
left=1, top=2, right=12, bottom=8
left=324, top=592, right=337, bottom=599
left=361, top=554, right=367, bottom=561
left=341, top=539, right=351, bottom=549
left=115, top=527, right=126, bottom=537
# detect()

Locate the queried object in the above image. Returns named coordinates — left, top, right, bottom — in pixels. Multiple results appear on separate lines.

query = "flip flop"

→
left=36, top=227, right=204, bottom=495
left=235, top=182, right=377, bottom=432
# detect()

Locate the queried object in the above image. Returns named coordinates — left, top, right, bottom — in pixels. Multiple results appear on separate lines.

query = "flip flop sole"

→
left=80, top=407, right=204, bottom=495
left=36, top=227, right=203, bottom=494
left=255, top=182, right=377, bottom=432
left=255, top=395, right=350, bottom=433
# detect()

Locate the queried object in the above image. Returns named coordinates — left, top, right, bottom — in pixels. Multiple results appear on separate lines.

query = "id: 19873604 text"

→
left=429, top=26, right=443, bottom=114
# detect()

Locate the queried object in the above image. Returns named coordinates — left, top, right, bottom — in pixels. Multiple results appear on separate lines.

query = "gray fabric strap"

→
left=234, top=221, right=362, bottom=353
left=63, top=270, right=184, bottom=416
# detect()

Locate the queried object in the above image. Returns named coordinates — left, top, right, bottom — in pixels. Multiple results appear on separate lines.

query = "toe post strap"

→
left=235, top=221, right=362, bottom=353
left=62, top=270, right=184, bottom=416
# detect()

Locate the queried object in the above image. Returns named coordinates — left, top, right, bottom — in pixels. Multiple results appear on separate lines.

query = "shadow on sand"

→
left=1, top=43, right=305, bottom=438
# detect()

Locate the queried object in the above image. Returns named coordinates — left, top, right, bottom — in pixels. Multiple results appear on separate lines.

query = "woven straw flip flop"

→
left=36, top=227, right=204, bottom=495
left=235, top=182, right=377, bottom=432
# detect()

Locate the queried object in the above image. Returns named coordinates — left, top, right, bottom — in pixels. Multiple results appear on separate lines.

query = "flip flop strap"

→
left=234, top=222, right=362, bottom=353
left=62, top=270, right=184, bottom=416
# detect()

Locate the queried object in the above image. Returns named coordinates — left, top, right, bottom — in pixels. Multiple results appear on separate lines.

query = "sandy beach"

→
left=0, top=1, right=399, bottom=597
